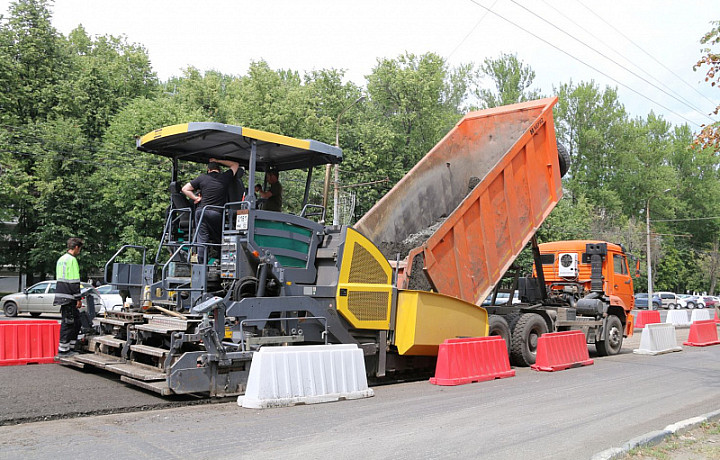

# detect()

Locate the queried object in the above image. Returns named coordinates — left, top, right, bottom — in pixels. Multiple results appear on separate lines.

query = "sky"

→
left=1, top=0, right=719, bottom=130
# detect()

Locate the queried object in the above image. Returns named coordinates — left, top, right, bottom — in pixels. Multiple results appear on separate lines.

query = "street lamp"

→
left=322, top=95, right=365, bottom=225
left=647, top=188, right=671, bottom=310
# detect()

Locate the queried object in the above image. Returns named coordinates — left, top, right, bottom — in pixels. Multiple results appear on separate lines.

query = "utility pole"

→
left=326, top=95, right=365, bottom=226
left=646, top=188, right=671, bottom=310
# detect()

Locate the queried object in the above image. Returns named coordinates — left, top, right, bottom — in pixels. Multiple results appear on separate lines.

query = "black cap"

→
left=207, top=161, right=222, bottom=171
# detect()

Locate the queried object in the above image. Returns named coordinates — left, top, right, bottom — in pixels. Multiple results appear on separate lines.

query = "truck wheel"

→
left=596, top=315, right=623, bottom=357
left=510, top=313, right=548, bottom=366
left=3, top=301, right=18, bottom=317
left=488, top=315, right=511, bottom=355
left=557, top=141, right=570, bottom=177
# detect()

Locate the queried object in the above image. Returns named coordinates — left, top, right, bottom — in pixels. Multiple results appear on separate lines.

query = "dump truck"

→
left=357, top=97, right=635, bottom=365
left=60, top=97, right=634, bottom=395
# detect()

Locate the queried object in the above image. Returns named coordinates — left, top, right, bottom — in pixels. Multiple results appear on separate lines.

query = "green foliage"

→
left=693, top=20, right=720, bottom=151
left=476, top=52, right=542, bottom=108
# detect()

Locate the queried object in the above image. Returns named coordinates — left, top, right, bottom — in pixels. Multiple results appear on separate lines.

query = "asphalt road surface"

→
left=0, top=321, right=718, bottom=459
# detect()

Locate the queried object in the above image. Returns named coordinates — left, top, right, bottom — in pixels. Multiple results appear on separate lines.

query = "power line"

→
left=507, top=0, right=714, bottom=124
left=466, top=0, right=701, bottom=128
left=652, top=216, right=720, bottom=223
left=537, top=0, right=713, bottom=119
left=577, top=0, right=720, bottom=114
left=447, top=0, right=499, bottom=59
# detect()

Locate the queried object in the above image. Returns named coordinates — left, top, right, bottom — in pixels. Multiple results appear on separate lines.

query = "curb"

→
left=590, top=409, right=720, bottom=460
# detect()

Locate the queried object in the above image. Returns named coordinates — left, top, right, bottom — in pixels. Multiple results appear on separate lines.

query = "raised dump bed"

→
left=356, top=97, right=563, bottom=305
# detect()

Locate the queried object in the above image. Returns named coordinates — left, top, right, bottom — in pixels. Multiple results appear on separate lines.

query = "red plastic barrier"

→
left=430, top=336, right=514, bottom=386
left=714, top=309, right=720, bottom=324
left=635, top=310, right=661, bottom=330
left=683, top=319, right=720, bottom=347
left=0, top=321, right=60, bottom=366
left=531, top=330, right=593, bottom=372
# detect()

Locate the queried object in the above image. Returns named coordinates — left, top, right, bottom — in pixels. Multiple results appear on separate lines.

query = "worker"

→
left=182, top=157, right=240, bottom=261
left=254, top=184, right=265, bottom=209
left=258, top=169, right=282, bottom=212
left=55, top=237, right=84, bottom=358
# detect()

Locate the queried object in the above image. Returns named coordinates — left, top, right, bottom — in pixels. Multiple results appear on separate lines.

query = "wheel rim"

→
left=608, top=325, right=622, bottom=349
left=528, top=330, right=540, bottom=352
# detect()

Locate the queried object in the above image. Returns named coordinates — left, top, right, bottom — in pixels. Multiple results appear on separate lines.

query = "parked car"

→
left=95, top=284, right=132, bottom=314
left=656, top=291, right=680, bottom=309
left=678, top=294, right=704, bottom=309
left=634, top=293, right=660, bottom=310
left=674, top=295, right=689, bottom=309
left=482, top=290, right=522, bottom=306
left=1, top=281, right=102, bottom=317
left=703, top=296, right=720, bottom=309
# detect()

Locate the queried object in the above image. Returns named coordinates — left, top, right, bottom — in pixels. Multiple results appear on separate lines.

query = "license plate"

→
left=236, top=210, right=249, bottom=230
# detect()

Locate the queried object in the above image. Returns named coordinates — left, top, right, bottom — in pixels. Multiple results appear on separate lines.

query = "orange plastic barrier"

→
left=430, top=336, right=514, bottom=386
left=0, top=321, right=60, bottom=366
left=635, top=310, right=661, bottom=329
left=683, top=320, right=720, bottom=347
left=531, top=330, right=593, bottom=372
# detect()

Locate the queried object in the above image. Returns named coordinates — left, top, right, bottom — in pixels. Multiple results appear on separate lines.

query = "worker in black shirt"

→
left=258, top=170, right=282, bottom=212
left=182, top=158, right=240, bottom=261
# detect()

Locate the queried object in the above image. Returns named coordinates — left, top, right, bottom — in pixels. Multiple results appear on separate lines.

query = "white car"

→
left=95, top=284, right=131, bottom=314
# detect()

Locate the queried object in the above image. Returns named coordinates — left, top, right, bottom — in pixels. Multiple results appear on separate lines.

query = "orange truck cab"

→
left=536, top=240, right=635, bottom=338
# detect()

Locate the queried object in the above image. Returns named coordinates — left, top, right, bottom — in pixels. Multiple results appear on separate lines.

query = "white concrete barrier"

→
left=665, top=309, right=690, bottom=327
left=238, top=344, right=374, bottom=409
left=633, top=323, right=683, bottom=355
left=690, top=309, right=711, bottom=323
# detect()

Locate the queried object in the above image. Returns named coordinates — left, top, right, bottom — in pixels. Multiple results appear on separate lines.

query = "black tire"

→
left=687, top=302, right=695, bottom=309
left=3, top=301, right=18, bottom=317
left=667, top=303, right=675, bottom=310
left=488, top=315, right=511, bottom=355
left=510, top=313, right=548, bottom=366
left=652, top=301, right=660, bottom=310
left=29, top=312, right=42, bottom=317
left=557, top=141, right=570, bottom=177
left=596, top=315, right=623, bottom=357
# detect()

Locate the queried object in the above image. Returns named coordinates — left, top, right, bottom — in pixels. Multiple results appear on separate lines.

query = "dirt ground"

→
left=624, top=420, right=720, bottom=459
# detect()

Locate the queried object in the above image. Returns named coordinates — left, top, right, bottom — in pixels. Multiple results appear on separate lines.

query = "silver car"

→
left=1, top=281, right=102, bottom=317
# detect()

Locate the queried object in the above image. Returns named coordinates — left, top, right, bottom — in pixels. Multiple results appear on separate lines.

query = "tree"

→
left=475, top=53, right=541, bottom=109
left=693, top=19, right=720, bottom=152
left=0, top=0, right=64, bottom=124
left=55, top=26, right=159, bottom=138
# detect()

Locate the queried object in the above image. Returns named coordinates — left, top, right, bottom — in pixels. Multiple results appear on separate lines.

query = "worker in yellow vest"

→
left=54, top=238, right=84, bottom=357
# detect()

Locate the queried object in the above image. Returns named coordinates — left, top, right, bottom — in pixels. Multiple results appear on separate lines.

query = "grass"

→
left=625, top=420, right=720, bottom=459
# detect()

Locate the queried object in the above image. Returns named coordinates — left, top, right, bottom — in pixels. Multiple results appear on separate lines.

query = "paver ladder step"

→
left=74, top=353, right=124, bottom=368
left=120, top=376, right=172, bottom=396
left=104, top=362, right=167, bottom=381
left=100, top=318, right=134, bottom=327
left=89, top=335, right=127, bottom=349
left=130, top=344, right=169, bottom=358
